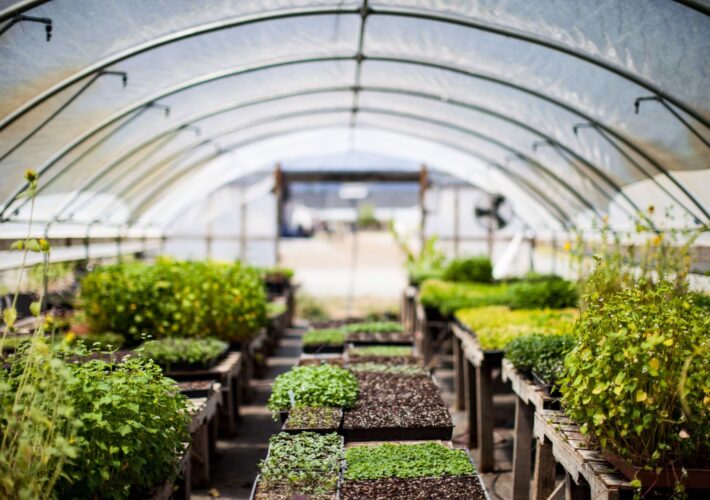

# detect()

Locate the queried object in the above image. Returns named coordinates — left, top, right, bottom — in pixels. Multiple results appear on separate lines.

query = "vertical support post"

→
left=464, top=356, right=478, bottom=449
left=274, top=163, right=283, bottom=265
left=476, top=361, right=495, bottom=472
left=565, top=474, right=591, bottom=500
left=552, top=232, right=557, bottom=275
left=533, top=438, right=557, bottom=500
left=240, top=185, right=248, bottom=260
left=529, top=234, right=536, bottom=273
left=512, top=398, right=534, bottom=500
left=453, top=185, right=460, bottom=258
left=452, top=335, right=465, bottom=411
left=419, top=164, right=428, bottom=254
left=206, top=189, right=214, bottom=259
left=191, top=424, right=210, bottom=487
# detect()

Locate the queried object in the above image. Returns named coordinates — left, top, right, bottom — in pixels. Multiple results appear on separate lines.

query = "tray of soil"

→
left=302, top=328, right=345, bottom=354
left=347, top=362, right=429, bottom=377
left=177, top=379, right=217, bottom=398
left=346, top=332, right=413, bottom=345
left=343, top=372, right=453, bottom=441
left=346, top=345, right=419, bottom=365
left=341, top=442, right=488, bottom=500
left=253, top=432, right=343, bottom=499
left=283, top=407, right=343, bottom=434
left=298, top=353, right=345, bottom=366
left=140, top=337, right=229, bottom=372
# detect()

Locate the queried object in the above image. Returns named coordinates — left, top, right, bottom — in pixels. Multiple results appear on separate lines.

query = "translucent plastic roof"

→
left=0, top=0, right=708, bottom=233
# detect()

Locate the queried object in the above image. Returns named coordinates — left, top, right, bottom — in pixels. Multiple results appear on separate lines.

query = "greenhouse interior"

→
left=1, top=1, right=709, bottom=499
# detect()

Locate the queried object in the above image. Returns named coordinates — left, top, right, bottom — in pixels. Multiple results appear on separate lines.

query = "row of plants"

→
left=419, top=273, right=578, bottom=317
left=302, top=321, right=410, bottom=353
left=455, top=306, right=577, bottom=351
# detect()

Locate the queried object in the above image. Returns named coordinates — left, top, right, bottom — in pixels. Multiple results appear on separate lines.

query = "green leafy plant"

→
left=456, top=306, right=577, bottom=351
left=267, top=301, right=287, bottom=317
left=267, top=364, right=359, bottom=412
left=302, top=329, right=345, bottom=347
left=296, top=292, right=330, bottom=322
left=56, top=358, right=190, bottom=499
left=442, top=256, right=493, bottom=283
left=80, top=259, right=266, bottom=345
left=419, top=279, right=509, bottom=316
left=258, top=432, right=343, bottom=497
left=348, top=346, right=413, bottom=357
left=506, top=275, right=578, bottom=309
left=76, top=331, right=125, bottom=350
left=342, top=321, right=403, bottom=334
left=0, top=170, right=80, bottom=499
left=344, top=442, right=475, bottom=480
left=505, top=333, right=576, bottom=384
left=401, top=236, right=447, bottom=286
left=560, top=278, right=709, bottom=471
left=138, top=337, right=228, bottom=368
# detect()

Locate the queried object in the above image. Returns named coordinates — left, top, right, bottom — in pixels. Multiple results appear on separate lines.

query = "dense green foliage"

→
left=139, top=337, right=228, bottom=368
left=302, top=329, right=345, bottom=346
left=267, top=365, right=359, bottom=411
left=344, top=442, right=475, bottom=480
left=456, top=306, right=577, bottom=350
left=259, top=432, right=343, bottom=497
left=260, top=266, right=294, bottom=281
left=419, top=279, right=509, bottom=315
left=505, top=333, right=576, bottom=384
left=342, top=321, right=404, bottom=334
left=561, top=278, right=709, bottom=470
left=56, top=358, right=190, bottom=499
left=266, top=301, right=287, bottom=317
left=442, top=256, right=493, bottom=283
left=507, top=275, right=578, bottom=309
left=349, top=346, right=413, bottom=357
left=80, top=258, right=266, bottom=345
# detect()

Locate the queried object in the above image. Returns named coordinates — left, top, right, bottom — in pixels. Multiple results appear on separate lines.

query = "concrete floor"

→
left=193, top=328, right=519, bottom=499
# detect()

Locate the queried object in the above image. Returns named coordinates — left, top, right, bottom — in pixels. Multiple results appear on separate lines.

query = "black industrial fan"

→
left=474, top=194, right=513, bottom=230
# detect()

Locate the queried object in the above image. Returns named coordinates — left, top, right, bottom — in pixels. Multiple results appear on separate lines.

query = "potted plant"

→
left=342, top=442, right=488, bottom=499
left=504, top=332, right=576, bottom=396
left=560, top=278, right=710, bottom=491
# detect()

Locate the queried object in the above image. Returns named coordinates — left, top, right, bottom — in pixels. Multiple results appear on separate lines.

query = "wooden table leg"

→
left=476, top=362, right=495, bottom=472
left=453, top=336, right=465, bottom=411
left=464, top=357, right=478, bottom=449
left=565, top=473, right=591, bottom=500
left=512, top=397, right=534, bottom=500
left=191, top=423, right=210, bottom=487
left=219, top=378, right=238, bottom=437
left=533, top=437, right=556, bottom=500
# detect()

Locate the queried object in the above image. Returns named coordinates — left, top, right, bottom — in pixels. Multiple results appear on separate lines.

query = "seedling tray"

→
left=178, top=379, right=217, bottom=399
left=603, top=450, right=710, bottom=490
left=531, top=371, right=562, bottom=398
left=157, top=345, right=230, bottom=372
left=250, top=474, right=341, bottom=500
left=342, top=424, right=454, bottom=442
left=302, top=344, right=344, bottom=354
left=282, top=409, right=344, bottom=434
left=346, top=333, right=413, bottom=346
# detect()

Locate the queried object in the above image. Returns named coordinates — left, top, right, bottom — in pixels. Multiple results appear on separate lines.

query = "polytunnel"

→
left=1, top=1, right=709, bottom=499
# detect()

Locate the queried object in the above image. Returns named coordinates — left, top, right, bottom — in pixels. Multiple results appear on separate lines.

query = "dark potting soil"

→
left=254, top=481, right=336, bottom=500
left=283, top=407, right=342, bottom=430
left=347, top=355, right=419, bottom=365
left=344, top=372, right=452, bottom=429
left=341, top=475, right=486, bottom=499
left=346, top=332, right=413, bottom=344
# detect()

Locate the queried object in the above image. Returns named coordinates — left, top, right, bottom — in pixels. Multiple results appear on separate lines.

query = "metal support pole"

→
left=419, top=165, right=428, bottom=254
left=239, top=185, right=248, bottom=260
left=453, top=185, right=460, bottom=257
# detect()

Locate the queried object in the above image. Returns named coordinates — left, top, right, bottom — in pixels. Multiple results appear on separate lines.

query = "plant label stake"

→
left=288, top=389, right=296, bottom=409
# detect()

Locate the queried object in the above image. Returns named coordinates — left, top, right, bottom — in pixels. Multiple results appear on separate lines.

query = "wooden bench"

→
left=533, top=409, right=634, bottom=500
left=501, top=359, right=557, bottom=500
left=168, top=352, right=242, bottom=437
left=187, top=384, right=222, bottom=487
left=452, top=322, right=503, bottom=473
left=152, top=444, right=191, bottom=500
